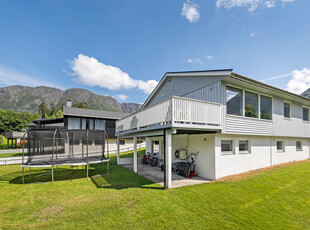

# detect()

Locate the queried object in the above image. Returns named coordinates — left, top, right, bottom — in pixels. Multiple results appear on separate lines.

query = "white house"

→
left=115, top=69, right=310, bottom=188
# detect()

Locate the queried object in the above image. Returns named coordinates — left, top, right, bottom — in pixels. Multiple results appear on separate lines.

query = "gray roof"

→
left=63, top=106, right=130, bottom=120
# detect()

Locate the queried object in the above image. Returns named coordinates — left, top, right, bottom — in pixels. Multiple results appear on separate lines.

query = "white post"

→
left=116, top=138, right=120, bottom=165
left=133, top=136, right=137, bottom=173
left=146, top=137, right=152, bottom=153
left=165, top=133, right=172, bottom=189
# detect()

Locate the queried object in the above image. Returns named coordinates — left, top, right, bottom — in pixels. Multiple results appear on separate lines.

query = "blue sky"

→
left=0, top=0, right=309, bottom=103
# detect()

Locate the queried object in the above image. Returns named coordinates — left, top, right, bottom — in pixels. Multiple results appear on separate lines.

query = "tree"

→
left=38, top=102, right=47, bottom=118
left=49, top=102, right=56, bottom=117
left=72, top=100, right=87, bottom=109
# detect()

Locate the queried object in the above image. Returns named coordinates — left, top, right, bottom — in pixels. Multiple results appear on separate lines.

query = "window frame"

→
left=284, top=101, right=291, bottom=119
left=260, top=94, right=273, bottom=120
left=226, top=85, right=244, bottom=116
left=276, top=140, right=285, bottom=152
left=296, top=140, right=302, bottom=151
left=238, top=139, right=250, bottom=154
left=221, top=139, right=235, bottom=155
left=119, top=140, right=125, bottom=145
left=225, top=84, right=273, bottom=121
left=244, top=90, right=259, bottom=118
left=302, top=106, right=310, bottom=122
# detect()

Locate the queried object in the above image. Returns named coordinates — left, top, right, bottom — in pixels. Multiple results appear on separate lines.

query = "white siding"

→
left=188, top=134, right=216, bottom=180
left=215, top=134, right=309, bottom=179
left=273, top=96, right=310, bottom=138
left=147, top=76, right=225, bottom=107
left=225, top=115, right=273, bottom=135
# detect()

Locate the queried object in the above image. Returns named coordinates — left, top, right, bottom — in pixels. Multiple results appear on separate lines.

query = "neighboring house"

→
left=115, top=69, right=310, bottom=188
left=30, top=102, right=138, bottom=152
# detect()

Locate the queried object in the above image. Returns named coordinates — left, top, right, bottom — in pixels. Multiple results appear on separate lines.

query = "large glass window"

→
left=221, top=140, right=233, bottom=152
left=82, top=118, right=94, bottom=130
left=303, top=107, right=309, bottom=121
left=95, top=119, right=106, bottom=130
left=68, top=117, right=81, bottom=130
left=226, top=86, right=243, bottom=116
left=260, top=95, right=272, bottom=120
left=245, top=91, right=258, bottom=118
left=284, top=102, right=291, bottom=118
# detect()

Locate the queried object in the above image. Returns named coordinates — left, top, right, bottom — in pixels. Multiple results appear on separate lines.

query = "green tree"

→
left=38, top=102, right=47, bottom=118
left=49, top=102, right=56, bottom=117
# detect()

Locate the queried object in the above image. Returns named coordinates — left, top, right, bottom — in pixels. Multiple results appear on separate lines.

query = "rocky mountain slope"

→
left=0, top=85, right=141, bottom=113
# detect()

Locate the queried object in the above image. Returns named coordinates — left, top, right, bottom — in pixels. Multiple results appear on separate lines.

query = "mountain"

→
left=0, top=85, right=141, bottom=114
left=121, top=103, right=142, bottom=113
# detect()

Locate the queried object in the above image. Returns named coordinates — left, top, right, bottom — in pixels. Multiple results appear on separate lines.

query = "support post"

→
left=22, top=167, right=24, bottom=184
left=133, top=136, right=137, bottom=173
left=52, top=166, right=54, bottom=183
left=165, top=132, right=172, bottom=189
left=116, top=138, right=120, bottom=165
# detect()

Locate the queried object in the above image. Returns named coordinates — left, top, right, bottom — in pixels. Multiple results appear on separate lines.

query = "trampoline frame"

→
left=21, top=128, right=110, bottom=184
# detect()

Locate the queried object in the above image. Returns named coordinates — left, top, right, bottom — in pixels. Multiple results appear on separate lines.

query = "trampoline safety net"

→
left=22, top=128, right=109, bottom=167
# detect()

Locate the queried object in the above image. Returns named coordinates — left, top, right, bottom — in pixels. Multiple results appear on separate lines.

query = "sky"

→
left=0, top=0, right=310, bottom=104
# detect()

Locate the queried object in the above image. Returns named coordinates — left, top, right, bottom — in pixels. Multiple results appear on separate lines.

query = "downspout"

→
left=163, top=129, right=166, bottom=189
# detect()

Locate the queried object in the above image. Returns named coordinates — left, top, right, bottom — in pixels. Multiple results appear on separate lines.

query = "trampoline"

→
left=21, top=127, right=110, bottom=183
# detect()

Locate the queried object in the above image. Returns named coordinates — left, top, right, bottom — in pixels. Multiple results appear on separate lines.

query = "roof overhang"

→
left=229, top=72, right=310, bottom=104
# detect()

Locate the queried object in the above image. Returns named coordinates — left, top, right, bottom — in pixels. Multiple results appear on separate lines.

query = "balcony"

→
left=116, top=96, right=222, bottom=135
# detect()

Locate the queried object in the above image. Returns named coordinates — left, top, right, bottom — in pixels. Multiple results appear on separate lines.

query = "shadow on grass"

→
left=0, top=164, right=162, bottom=190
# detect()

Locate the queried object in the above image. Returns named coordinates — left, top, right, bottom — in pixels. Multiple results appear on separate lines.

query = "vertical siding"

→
left=182, top=80, right=222, bottom=103
left=273, top=96, right=310, bottom=137
left=147, top=76, right=225, bottom=107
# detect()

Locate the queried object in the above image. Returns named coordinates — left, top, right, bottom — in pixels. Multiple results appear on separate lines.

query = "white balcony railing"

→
left=116, top=96, right=221, bottom=133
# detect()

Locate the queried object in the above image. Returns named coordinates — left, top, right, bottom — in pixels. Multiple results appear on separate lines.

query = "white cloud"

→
left=265, top=0, right=276, bottom=8
left=216, top=0, right=295, bottom=11
left=286, top=68, right=310, bottom=94
left=0, top=65, right=60, bottom=88
left=206, top=56, right=213, bottom=59
left=187, top=58, right=193, bottom=63
left=250, top=31, right=258, bottom=37
left=181, top=1, right=200, bottom=23
left=69, top=54, right=158, bottom=94
left=117, top=94, right=128, bottom=101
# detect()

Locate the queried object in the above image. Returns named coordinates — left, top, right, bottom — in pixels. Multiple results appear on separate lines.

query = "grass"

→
left=0, top=152, right=24, bottom=158
left=0, top=151, right=309, bottom=229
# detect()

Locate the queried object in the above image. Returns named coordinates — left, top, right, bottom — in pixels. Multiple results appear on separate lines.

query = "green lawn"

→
left=0, top=152, right=24, bottom=158
left=0, top=151, right=309, bottom=229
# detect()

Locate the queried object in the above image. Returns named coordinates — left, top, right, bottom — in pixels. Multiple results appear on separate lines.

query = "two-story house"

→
left=115, top=69, right=310, bottom=188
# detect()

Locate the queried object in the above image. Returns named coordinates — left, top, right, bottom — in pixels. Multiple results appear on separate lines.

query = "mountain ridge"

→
left=0, top=85, right=141, bottom=113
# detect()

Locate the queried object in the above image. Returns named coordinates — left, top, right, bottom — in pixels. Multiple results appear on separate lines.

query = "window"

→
left=221, top=140, right=233, bottom=153
left=82, top=118, right=93, bottom=130
left=226, top=86, right=243, bottom=116
left=296, top=141, right=302, bottom=151
left=284, top=102, right=291, bottom=118
left=303, top=107, right=309, bottom=121
left=95, top=119, right=106, bottom=130
left=245, top=91, right=258, bottom=118
left=239, top=140, right=249, bottom=153
left=68, top=117, right=81, bottom=130
left=260, top=95, right=272, bottom=120
left=276, top=141, right=284, bottom=151
left=119, top=140, right=125, bottom=145
left=154, top=141, right=159, bottom=145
